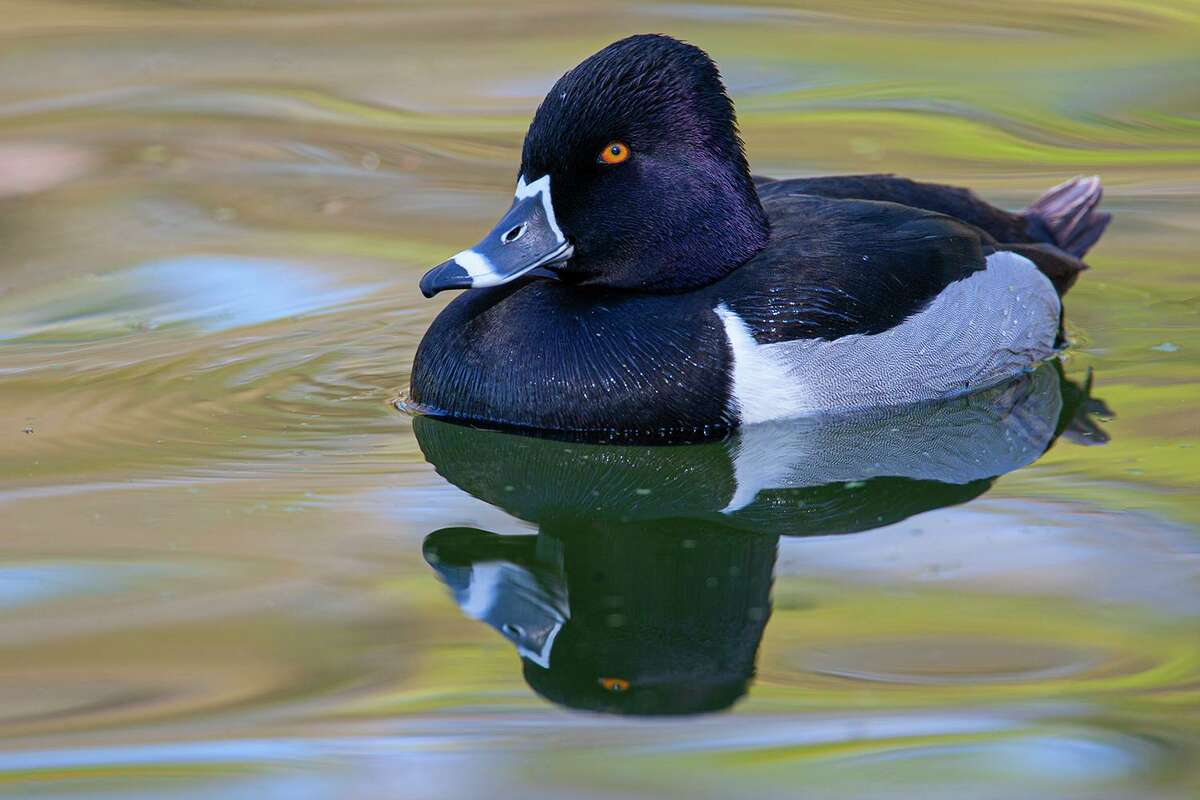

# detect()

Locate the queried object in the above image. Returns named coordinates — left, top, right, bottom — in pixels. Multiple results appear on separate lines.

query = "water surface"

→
left=1, top=1, right=1198, bottom=798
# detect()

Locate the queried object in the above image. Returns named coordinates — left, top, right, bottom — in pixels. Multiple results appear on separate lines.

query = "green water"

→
left=1, top=1, right=1198, bottom=797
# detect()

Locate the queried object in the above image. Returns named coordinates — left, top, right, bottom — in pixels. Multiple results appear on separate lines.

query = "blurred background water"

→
left=0, top=1, right=1198, bottom=798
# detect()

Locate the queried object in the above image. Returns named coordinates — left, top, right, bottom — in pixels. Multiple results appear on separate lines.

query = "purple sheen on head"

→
left=519, top=34, right=769, bottom=293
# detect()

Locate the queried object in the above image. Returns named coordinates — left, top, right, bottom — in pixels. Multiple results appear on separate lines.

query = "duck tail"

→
left=1022, top=175, right=1111, bottom=258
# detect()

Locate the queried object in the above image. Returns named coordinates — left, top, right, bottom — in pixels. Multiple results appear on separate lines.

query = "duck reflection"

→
left=417, top=363, right=1108, bottom=716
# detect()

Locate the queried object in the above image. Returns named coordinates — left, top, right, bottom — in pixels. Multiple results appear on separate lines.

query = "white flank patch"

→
left=514, top=174, right=566, bottom=245
left=456, top=561, right=566, bottom=670
left=715, top=303, right=807, bottom=426
left=716, top=251, right=1061, bottom=425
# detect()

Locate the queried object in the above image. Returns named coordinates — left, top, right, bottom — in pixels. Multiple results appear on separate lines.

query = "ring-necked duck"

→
left=408, top=34, right=1110, bottom=442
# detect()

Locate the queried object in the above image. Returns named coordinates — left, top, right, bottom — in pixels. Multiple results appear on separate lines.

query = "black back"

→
left=718, top=193, right=988, bottom=342
left=756, top=174, right=1030, bottom=242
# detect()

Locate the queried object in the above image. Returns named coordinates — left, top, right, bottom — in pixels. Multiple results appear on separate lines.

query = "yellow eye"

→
left=598, top=141, right=630, bottom=165
left=598, top=677, right=630, bottom=692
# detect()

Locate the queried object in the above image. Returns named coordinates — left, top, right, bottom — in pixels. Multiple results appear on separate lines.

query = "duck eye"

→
left=598, top=677, right=630, bottom=692
left=598, top=141, right=630, bottom=165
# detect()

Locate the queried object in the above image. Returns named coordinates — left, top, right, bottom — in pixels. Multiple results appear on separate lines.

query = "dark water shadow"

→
left=415, top=362, right=1109, bottom=717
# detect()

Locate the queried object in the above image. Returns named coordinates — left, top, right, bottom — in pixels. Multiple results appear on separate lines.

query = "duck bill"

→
left=420, top=175, right=573, bottom=298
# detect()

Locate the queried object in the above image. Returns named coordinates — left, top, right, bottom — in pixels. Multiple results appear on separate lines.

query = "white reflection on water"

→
left=0, top=563, right=190, bottom=609
left=0, top=256, right=379, bottom=341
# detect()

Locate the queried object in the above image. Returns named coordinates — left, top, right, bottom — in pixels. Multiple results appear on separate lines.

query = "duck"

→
left=408, top=34, right=1110, bottom=442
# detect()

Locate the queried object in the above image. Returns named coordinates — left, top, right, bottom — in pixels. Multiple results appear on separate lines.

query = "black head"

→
left=419, top=34, right=769, bottom=297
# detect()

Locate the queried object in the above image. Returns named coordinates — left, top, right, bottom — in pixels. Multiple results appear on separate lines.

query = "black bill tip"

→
left=420, top=259, right=471, bottom=298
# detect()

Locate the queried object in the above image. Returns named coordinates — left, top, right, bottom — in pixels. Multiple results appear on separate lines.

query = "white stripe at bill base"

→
left=451, top=248, right=497, bottom=280
left=515, top=174, right=567, bottom=246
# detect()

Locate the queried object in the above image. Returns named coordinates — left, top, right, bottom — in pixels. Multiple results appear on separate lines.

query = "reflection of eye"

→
left=598, top=141, right=630, bottom=165
left=598, top=677, right=630, bottom=693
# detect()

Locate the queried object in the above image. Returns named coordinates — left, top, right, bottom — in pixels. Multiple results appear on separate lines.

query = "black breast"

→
left=409, top=281, right=734, bottom=440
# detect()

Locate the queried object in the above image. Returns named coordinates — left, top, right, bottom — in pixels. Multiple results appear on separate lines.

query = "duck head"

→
left=419, top=34, right=769, bottom=297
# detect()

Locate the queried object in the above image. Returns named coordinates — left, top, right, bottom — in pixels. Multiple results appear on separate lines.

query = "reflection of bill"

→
left=419, top=363, right=1110, bottom=716
left=439, top=556, right=568, bottom=669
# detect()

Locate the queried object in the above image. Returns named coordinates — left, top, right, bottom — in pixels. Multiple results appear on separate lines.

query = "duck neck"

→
left=686, top=169, right=770, bottom=290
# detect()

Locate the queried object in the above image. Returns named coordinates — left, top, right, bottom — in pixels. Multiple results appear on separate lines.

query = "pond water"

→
left=1, top=1, right=1198, bottom=797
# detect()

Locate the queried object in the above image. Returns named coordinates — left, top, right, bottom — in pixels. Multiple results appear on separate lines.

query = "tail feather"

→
left=1023, top=175, right=1111, bottom=258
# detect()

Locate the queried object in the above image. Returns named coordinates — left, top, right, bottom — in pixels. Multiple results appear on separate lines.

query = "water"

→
left=1, top=1, right=1197, bottom=797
